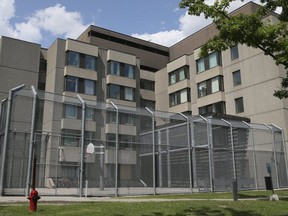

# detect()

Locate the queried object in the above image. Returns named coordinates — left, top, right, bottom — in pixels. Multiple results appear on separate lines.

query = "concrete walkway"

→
left=0, top=196, right=267, bottom=204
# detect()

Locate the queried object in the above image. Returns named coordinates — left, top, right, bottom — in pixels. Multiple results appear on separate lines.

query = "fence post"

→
left=271, top=124, right=288, bottom=186
left=179, top=113, right=193, bottom=193
left=221, top=119, right=237, bottom=180
left=0, top=84, right=25, bottom=196
left=111, top=102, right=119, bottom=197
left=26, top=86, right=37, bottom=196
left=77, top=94, right=86, bottom=197
left=242, top=121, right=258, bottom=190
left=190, top=119, right=198, bottom=188
left=166, top=128, right=171, bottom=188
left=199, top=115, right=214, bottom=192
left=145, top=107, right=156, bottom=195
left=265, top=124, right=280, bottom=189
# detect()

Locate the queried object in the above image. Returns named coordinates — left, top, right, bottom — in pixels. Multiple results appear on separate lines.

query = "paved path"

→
left=0, top=196, right=267, bottom=205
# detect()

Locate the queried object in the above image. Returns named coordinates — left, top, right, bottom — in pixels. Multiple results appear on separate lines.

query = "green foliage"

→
left=179, top=0, right=288, bottom=99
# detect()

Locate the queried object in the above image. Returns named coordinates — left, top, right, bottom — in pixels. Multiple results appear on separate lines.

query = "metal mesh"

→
left=0, top=90, right=287, bottom=196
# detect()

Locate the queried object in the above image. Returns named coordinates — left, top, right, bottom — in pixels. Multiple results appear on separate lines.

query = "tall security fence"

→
left=0, top=85, right=287, bottom=196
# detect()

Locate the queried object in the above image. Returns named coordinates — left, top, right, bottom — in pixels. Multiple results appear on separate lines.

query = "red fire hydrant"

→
left=27, top=189, right=41, bottom=212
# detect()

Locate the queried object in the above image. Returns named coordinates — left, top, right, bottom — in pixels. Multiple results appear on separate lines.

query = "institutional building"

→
left=0, top=2, right=287, bottom=195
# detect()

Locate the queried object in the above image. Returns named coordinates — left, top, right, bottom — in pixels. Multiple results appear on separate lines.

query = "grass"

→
left=121, top=189, right=288, bottom=200
left=0, top=190, right=287, bottom=216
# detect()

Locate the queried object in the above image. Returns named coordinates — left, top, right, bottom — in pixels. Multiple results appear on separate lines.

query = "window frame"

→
left=233, top=70, right=242, bottom=86
left=231, top=45, right=239, bottom=60
left=235, top=97, right=244, bottom=113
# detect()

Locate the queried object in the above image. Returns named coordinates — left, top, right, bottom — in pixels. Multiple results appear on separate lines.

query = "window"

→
left=62, top=129, right=80, bottom=147
left=107, top=112, right=135, bottom=125
left=65, top=76, right=78, bottom=92
left=209, top=52, right=218, bottom=68
left=124, top=87, right=134, bottom=101
left=196, top=52, right=221, bottom=73
left=85, top=55, right=96, bottom=70
left=231, top=45, right=239, bottom=60
left=211, top=77, right=220, bottom=93
left=235, top=97, right=244, bottom=113
left=84, top=79, right=95, bottom=95
left=109, top=84, right=120, bottom=99
left=169, top=88, right=191, bottom=107
left=140, top=79, right=155, bottom=91
left=109, top=61, right=135, bottom=78
left=199, top=102, right=226, bottom=115
left=85, top=107, right=94, bottom=120
left=125, top=64, right=134, bottom=78
left=197, top=58, right=205, bottom=73
left=65, top=104, right=77, bottom=119
left=233, top=70, right=241, bottom=86
left=66, top=51, right=97, bottom=70
left=110, top=61, right=120, bottom=75
left=198, top=82, right=207, bottom=97
left=197, top=76, right=223, bottom=98
left=65, top=76, right=96, bottom=95
left=67, top=51, right=80, bottom=67
left=169, top=66, right=189, bottom=85
left=108, top=84, right=135, bottom=101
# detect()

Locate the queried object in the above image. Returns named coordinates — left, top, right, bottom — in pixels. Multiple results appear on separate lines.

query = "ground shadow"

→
left=113, top=206, right=262, bottom=216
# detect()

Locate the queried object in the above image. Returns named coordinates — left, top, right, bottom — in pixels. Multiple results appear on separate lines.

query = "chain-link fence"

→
left=0, top=86, right=287, bottom=196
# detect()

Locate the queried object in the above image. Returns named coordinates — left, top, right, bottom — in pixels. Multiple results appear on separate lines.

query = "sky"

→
left=0, top=0, right=265, bottom=48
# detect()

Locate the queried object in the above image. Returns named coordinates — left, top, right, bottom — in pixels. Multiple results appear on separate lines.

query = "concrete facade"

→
left=0, top=2, right=287, bottom=193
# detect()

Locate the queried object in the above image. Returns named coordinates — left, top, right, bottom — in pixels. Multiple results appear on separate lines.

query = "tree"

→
left=179, top=0, right=288, bottom=99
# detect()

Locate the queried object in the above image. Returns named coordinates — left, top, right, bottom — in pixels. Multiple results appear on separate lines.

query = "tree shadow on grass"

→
left=121, top=206, right=263, bottom=216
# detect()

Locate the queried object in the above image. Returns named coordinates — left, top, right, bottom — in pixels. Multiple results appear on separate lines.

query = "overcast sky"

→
left=0, top=0, right=264, bottom=48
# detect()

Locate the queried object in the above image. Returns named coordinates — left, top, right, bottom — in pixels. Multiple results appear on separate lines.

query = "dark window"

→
left=65, top=76, right=96, bottom=95
left=169, top=88, right=191, bottom=107
left=107, top=111, right=135, bottom=126
left=233, top=70, right=241, bottom=86
left=235, top=97, right=244, bottom=113
left=39, top=59, right=47, bottom=72
left=140, top=79, right=155, bottom=91
left=231, top=45, right=239, bottom=60
left=197, top=76, right=224, bottom=98
left=108, top=84, right=135, bottom=101
left=199, top=102, right=226, bottom=115
left=169, top=66, right=189, bottom=85
left=108, top=61, right=135, bottom=79
left=66, top=51, right=97, bottom=71
left=196, top=52, right=221, bottom=73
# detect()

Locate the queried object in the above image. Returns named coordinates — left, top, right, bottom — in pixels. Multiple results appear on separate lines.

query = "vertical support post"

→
left=222, top=118, right=237, bottom=201
left=199, top=115, right=214, bottom=192
left=77, top=94, right=86, bottom=197
left=221, top=119, right=237, bottom=180
left=145, top=107, right=156, bottom=195
left=243, top=121, right=258, bottom=190
left=26, top=86, right=37, bottom=196
left=99, top=145, right=104, bottom=191
left=265, top=124, right=280, bottom=189
left=111, top=102, right=119, bottom=197
left=271, top=124, right=288, bottom=186
left=158, top=131, right=162, bottom=188
left=179, top=113, right=193, bottom=193
left=191, top=120, right=197, bottom=188
left=166, top=128, right=171, bottom=188
left=0, top=84, right=25, bottom=196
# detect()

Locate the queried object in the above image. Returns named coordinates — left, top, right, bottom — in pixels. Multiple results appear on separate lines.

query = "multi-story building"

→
left=0, top=2, right=287, bottom=195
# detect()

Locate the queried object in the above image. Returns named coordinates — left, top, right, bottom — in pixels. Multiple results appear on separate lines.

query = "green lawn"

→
left=0, top=190, right=287, bottom=216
